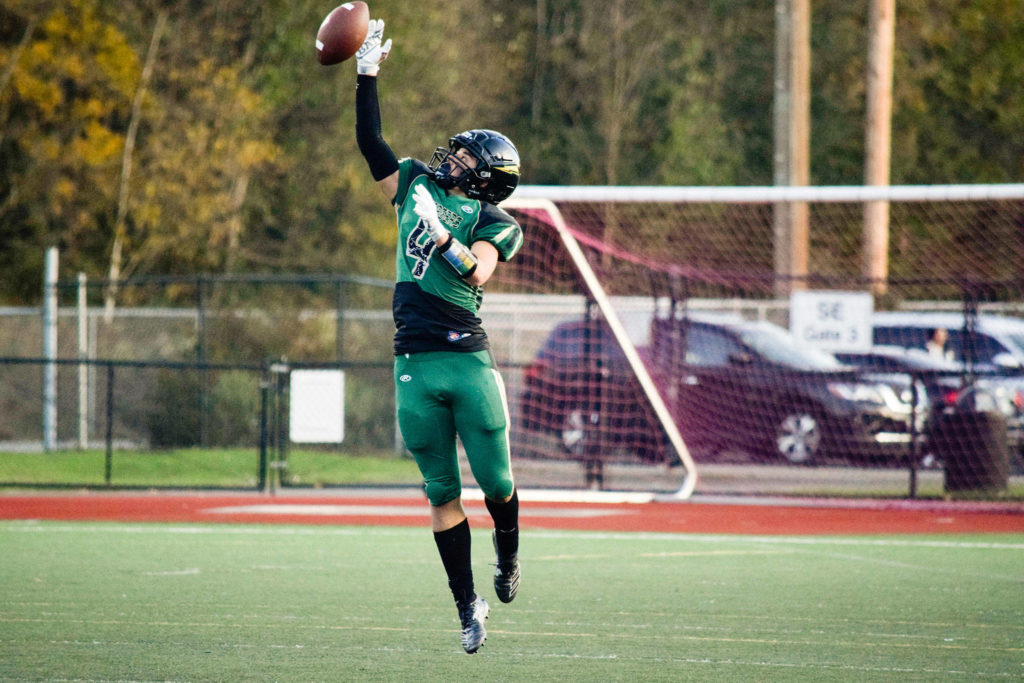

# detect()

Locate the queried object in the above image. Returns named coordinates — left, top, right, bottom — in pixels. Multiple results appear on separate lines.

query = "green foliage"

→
left=893, top=0, right=1024, bottom=182
left=338, top=368, right=396, bottom=451
left=0, top=0, right=139, bottom=299
left=2, top=0, right=1023, bottom=303
left=138, top=369, right=258, bottom=448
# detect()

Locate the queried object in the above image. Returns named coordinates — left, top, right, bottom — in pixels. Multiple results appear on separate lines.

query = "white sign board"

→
left=289, top=369, right=345, bottom=443
left=790, top=291, right=873, bottom=351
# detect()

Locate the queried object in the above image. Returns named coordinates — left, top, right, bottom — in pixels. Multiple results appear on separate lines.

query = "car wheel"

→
left=774, top=410, right=823, bottom=464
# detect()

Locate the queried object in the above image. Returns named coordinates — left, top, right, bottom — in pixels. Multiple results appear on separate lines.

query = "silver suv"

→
left=871, top=311, right=1024, bottom=372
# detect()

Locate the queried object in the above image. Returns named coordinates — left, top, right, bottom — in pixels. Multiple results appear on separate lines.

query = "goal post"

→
left=514, top=183, right=1024, bottom=202
left=493, top=183, right=1024, bottom=501
left=502, top=198, right=699, bottom=500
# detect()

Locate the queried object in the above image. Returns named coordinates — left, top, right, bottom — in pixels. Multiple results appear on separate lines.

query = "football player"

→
left=352, top=19, right=522, bottom=654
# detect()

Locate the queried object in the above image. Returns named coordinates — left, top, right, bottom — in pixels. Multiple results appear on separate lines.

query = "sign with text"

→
left=790, top=291, right=873, bottom=351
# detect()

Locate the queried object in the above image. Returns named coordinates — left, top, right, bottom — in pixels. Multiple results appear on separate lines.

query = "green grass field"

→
left=0, top=448, right=422, bottom=488
left=2, top=521, right=1021, bottom=681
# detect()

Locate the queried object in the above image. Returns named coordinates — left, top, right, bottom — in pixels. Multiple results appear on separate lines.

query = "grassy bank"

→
left=0, top=448, right=422, bottom=489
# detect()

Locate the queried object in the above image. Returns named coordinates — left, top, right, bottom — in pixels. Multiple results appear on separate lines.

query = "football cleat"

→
left=458, top=596, right=489, bottom=654
left=492, top=531, right=520, bottom=604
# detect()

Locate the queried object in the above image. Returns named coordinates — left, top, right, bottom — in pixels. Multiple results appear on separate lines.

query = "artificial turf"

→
left=1, top=521, right=1021, bottom=681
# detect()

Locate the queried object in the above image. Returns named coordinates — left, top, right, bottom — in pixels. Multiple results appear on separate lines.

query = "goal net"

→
left=490, top=184, right=1024, bottom=500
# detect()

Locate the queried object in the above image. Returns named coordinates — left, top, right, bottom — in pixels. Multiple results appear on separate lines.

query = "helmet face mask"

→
left=429, top=129, right=520, bottom=204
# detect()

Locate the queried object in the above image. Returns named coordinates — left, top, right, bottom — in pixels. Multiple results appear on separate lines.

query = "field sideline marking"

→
left=2, top=615, right=1019, bottom=662
left=535, top=549, right=788, bottom=560
left=201, top=504, right=625, bottom=518
left=3, top=521, right=1023, bottom=550
left=463, top=487, right=654, bottom=504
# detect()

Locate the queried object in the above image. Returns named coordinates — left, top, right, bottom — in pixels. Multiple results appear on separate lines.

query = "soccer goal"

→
left=493, top=183, right=1024, bottom=500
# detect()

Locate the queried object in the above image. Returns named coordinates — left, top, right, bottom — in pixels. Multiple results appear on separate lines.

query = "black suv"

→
left=519, top=316, right=926, bottom=465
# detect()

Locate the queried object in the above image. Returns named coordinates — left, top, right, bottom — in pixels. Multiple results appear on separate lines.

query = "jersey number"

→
left=406, top=223, right=435, bottom=279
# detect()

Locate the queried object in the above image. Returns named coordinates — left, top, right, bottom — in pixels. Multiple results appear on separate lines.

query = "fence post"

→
left=267, top=359, right=289, bottom=492
left=335, top=278, right=345, bottom=363
left=105, top=363, right=114, bottom=485
left=77, top=273, right=89, bottom=450
left=907, top=373, right=919, bottom=499
left=196, top=277, right=208, bottom=448
left=275, top=360, right=290, bottom=488
left=43, top=247, right=58, bottom=451
left=258, top=367, right=270, bottom=493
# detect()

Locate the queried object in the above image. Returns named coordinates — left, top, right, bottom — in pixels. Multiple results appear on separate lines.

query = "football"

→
left=315, top=2, right=370, bottom=66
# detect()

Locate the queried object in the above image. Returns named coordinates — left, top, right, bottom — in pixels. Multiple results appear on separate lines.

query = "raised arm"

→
left=354, top=20, right=398, bottom=200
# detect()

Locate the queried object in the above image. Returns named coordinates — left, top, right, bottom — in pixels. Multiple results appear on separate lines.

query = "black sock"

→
left=433, top=518, right=475, bottom=606
left=485, top=488, right=519, bottom=558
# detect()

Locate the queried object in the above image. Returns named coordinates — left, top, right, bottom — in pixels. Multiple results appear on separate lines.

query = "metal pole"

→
left=77, top=273, right=89, bottom=450
left=42, top=247, right=58, bottom=451
left=105, top=363, right=114, bottom=485
left=278, top=363, right=290, bottom=488
left=269, top=360, right=289, bottom=493
left=196, top=278, right=208, bottom=448
left=907, top=373, right=919, bottom=499
left=336, top=279, right=345, bottom=363
left=258, top=373, right=269, bottom=493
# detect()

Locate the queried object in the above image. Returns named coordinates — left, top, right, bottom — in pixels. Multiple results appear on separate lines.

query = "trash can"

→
left=931, top=411, right=1009, bottom=493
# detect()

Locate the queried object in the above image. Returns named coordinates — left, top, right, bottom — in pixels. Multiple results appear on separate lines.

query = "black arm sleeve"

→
left=355, top=75, right=400, bottom=181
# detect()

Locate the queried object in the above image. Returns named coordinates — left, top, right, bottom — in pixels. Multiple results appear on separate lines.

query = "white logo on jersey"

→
left=399, top=374, right=412, bottom=382
left=437, top=203, right=462, bottom=228
left=461, top=205, right=473, bottom=214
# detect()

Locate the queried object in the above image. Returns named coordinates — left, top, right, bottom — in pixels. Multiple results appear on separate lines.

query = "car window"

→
left=540, top=322, right=626, bottom=363
left=736, top=324, right=845, bottom=370
left=837, top=353, right=893, bottom=370
left=839, top=351, right=959, bottom=372
left=1003, top=333, right=1024, bottom=358
left=684, top=326, right=742, bottom=367
left=947, top=331, right=1005, bottom=364
left=874, top=326, right=928, bottom=348
left=539, top=327, right=579, bottom=358
left=540, top=324, right=593, bottom=359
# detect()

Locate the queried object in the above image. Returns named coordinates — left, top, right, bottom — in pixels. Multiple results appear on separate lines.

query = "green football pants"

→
left=394, top=350, right=514, bottom=506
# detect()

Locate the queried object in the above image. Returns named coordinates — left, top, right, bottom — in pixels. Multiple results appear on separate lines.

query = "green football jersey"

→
left=391, top=158, right=523, bottom=354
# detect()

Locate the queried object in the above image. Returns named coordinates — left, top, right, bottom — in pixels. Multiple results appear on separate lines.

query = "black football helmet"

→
left=429, top=129, right=520, bottom=204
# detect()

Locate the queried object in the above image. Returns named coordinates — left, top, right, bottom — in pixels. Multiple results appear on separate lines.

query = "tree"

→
left=0, top=0, right=140, bottom=301
left=893, top=0, right=1024, bottom=183
left=2, top=0, right=1024, bottom=306
left=105, top=1, right=282, bottom=283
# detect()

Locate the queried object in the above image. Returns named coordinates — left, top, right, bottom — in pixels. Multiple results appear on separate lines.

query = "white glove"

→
left=412, top=185, right=448, bottom=244
left=356, top=19, right=392, bottom=76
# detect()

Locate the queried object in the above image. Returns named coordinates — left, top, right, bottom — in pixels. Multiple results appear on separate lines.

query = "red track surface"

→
left=2, top=492, right=1023, bottom=534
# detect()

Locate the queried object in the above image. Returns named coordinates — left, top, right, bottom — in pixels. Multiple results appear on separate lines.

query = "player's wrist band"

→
left=436, top=236, right=478, bottom=278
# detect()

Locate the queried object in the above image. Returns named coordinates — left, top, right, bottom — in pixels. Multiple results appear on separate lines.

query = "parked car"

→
left=651, top=317, right=927, bottom=464
left=519, top=317, right=664, bottom=462
left=834, top=345, right=1024, bottom=455
left=871, top=311, right=1024, bottom=373
left=520, top=316, right=927, bottom=465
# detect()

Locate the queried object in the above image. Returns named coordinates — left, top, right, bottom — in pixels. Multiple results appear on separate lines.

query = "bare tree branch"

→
left=105, top=9, right=167, bottom=321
